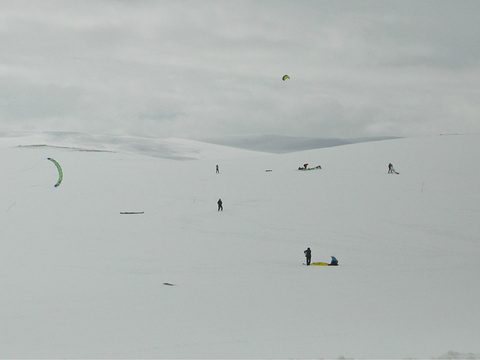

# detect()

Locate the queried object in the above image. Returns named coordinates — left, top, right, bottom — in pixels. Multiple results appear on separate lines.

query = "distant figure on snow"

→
left=329, top=256, right=338, bottom=266
left=388, top=163, right=399, bottom=174
left=216, top=164, right=219, bottom=174
left=303, top=163, right=308, bottom=170
left=304, top=247, right=312, bottom=265
left=217, top=198, right=223, bottom=211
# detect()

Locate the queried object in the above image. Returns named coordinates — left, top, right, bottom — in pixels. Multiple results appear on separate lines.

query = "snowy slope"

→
left=0, top=131, right=265, bottom=160
left=0, top=133, right=479, bottom=359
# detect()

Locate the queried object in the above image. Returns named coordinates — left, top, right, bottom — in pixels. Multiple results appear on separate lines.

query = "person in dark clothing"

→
left=329, top=256, right=338, bottom=266
left=216, top=165, right=219, bottom=174
left=217, top=198, right=223, bottom=211
left=388, top=163, right=399, bottom=174
left=304, top=247, right=312, bottom=265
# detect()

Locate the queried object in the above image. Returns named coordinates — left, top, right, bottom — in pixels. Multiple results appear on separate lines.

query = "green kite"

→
left=47, top=157, right=63, bottom=187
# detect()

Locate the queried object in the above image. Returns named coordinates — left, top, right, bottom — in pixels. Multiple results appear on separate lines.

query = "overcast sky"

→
left=1, top=0, right=479, bottom=139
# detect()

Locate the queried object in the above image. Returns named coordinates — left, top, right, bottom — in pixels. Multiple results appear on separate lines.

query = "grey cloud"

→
left=0, top=0, right=479, bottom=138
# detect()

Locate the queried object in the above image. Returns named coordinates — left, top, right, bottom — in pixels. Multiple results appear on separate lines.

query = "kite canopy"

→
left=47, top=157, right=63, bottom=187
left=282, top=75, right=290, bottom=81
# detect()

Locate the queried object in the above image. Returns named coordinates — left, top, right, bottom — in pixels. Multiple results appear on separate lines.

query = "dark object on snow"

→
left=120, top=211, right=144, bottom=214
left=217, top=198, right=223, bottom=211
left=388, top=163, right=399, bottom=174
left=329, top=256, right=339, bottom=266
left=298, top=165, right=321, bottom=171
left=163, top=282, right=175, bottom=286
left=304, top=247, right=312, bottom=266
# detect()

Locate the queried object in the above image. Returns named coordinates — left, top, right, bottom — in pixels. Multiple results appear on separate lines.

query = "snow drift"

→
left=1, top=132, right=479, bottom=359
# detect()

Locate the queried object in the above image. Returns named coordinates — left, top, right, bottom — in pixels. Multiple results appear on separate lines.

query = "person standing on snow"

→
left=388, top=163, right=394, bottom=173
left=217, top=198, right=223, bottom=211
left=304, top=247, right=312, bottom=265
left=216, top=165, right=219, bottom=174
left=388, top=163, right=399, bottom=174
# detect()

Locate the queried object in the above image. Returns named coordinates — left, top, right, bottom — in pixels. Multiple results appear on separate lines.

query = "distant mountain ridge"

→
left=0, top=131, right=399, bottom=158
left=201, top=134, right=399, bottom=153
left=0, top=131, right=265, bottom=160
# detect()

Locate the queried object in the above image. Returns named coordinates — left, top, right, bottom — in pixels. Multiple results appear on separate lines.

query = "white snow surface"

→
left=1, top=132, right=479, bottom=359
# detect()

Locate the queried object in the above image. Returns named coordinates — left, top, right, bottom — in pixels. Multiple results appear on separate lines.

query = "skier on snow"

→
left=304, top=247, right=312, bottom=265
left=388, top=163, right=399, bottom=174
left=217, top=198, right=223, bottom=211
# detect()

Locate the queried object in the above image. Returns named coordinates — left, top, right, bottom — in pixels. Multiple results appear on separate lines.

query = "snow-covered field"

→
left=1, top=132, right=479, bottom=359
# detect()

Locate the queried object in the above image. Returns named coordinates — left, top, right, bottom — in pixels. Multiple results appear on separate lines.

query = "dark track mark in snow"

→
left=18, top=144, right=114, bottom=153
